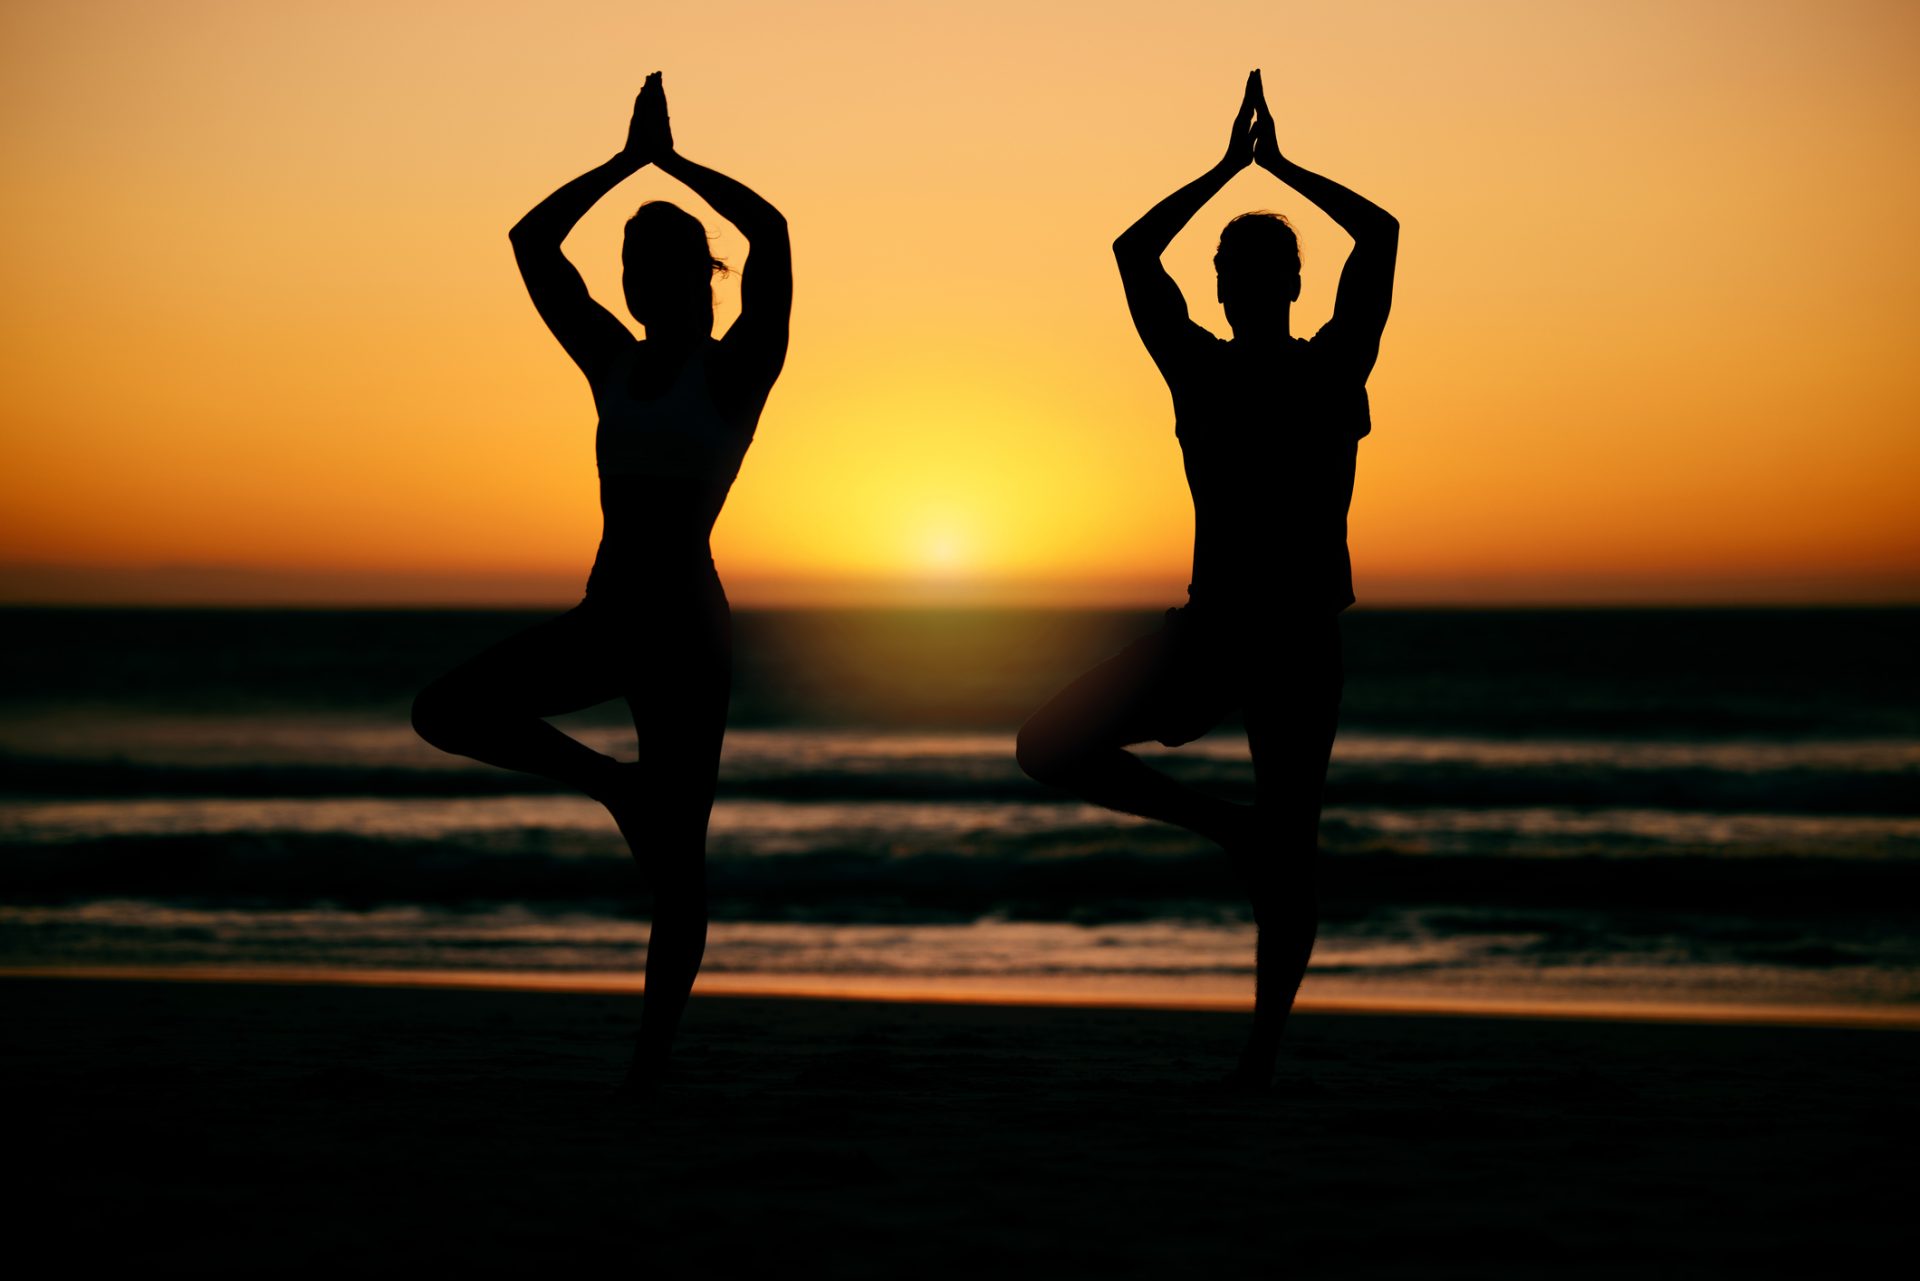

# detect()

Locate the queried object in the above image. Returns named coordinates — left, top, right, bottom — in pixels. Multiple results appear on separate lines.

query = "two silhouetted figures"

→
left=415, top=70, right=1395, bottom=1093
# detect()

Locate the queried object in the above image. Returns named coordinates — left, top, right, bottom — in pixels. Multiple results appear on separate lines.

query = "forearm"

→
left=1260, top=154, right=1396, bottom=240
left=1115, top=159, right=1240, bottom=260
left=509, top=153, right=644, bottom=246
left=656, top=150, right=786, bottom=240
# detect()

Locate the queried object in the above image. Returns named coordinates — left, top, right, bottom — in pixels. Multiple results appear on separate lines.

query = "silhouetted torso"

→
left=585, top=339, right=767, bottom=601
left=1166, top=329, right=1371, bottom=615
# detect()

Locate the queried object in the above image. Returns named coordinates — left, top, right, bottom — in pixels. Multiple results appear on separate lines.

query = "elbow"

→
left=744, top=210, right=789, bottom=247
left=1113, top=224, right=1164, bottom=265
left=1352, top=214, right=1398, bottom=252
left=507, top=222, right=555, bottom=263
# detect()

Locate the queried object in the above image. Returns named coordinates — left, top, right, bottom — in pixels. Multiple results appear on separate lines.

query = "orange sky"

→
left=2, top=0, right=1917, bottom=605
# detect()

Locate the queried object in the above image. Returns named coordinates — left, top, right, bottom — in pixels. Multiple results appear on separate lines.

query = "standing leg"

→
left=1231, top=616, right=1344, bottom=1087
left=619, top=598, right=732, bottom=1090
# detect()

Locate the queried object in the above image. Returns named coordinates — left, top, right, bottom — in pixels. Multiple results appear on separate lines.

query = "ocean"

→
left=3, top=606, right=1916, bottom=1019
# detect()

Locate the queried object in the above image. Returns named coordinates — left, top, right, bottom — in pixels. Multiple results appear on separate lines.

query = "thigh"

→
left=425, top=605, right=631, bottom=720
left=1024, top=617, right=1234, bottom=755
left=1245, top=616, right=1345, bottom=841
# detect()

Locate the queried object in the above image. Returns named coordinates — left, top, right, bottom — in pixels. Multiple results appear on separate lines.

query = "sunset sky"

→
left=2, top=0, right=1916, bottom=605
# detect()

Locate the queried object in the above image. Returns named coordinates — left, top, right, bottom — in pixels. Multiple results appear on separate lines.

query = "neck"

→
left=1229, top=314, right=1293, bottom=346
left=642, top=324, right=709, bottom=352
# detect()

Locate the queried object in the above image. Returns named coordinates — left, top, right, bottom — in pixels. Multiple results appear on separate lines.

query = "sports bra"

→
left=594, top=348, right=754, bottom=484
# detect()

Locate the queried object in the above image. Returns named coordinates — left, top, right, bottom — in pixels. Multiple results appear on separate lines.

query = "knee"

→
left=1250, top=874, right=1318, bottom=933
left=410, top=681, right=471, bottom=754
left=1015, top=716, right=1081, bottom=786
left=641, top=848, right=709, bottom=901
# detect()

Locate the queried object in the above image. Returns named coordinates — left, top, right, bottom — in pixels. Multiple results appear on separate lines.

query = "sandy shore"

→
left=6, top=975, right=1914, bottom=1277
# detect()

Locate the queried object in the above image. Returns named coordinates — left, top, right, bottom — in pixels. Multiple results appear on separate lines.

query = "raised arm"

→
left=1250, top=71, right=1398, bottom=377
left=649, top=78, right=792, bottom=393
left=505, top=87, right=665, bottom=378
left=1113, top=73, right=1261, bottom=369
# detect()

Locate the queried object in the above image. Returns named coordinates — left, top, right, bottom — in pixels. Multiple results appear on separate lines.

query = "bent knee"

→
left=1015, top=718, right=1085, bottom=785
left=410, top=682, right=473, bottom=753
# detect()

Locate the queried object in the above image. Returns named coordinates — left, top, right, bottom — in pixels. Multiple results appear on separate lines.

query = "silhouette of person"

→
left=411, top=73, right=790, bottom=1094
left=1017, top=71, right=1397, bottom=1089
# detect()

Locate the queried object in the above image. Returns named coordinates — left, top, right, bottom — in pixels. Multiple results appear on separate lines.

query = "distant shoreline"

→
left=8, top=965, right=1916, bottom=1032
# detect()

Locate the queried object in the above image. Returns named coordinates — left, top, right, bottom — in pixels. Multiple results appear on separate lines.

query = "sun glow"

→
left=920, top=525, right=966, bottom=572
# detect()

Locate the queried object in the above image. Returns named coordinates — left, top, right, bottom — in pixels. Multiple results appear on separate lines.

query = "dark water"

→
left=8, top=605, right=1918, bottom=734
left=2, top=607, right=1916, bottom=1013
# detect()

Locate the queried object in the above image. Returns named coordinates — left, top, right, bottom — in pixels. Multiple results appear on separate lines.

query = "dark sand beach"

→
left=6, top=976, right=1914, bottom=1277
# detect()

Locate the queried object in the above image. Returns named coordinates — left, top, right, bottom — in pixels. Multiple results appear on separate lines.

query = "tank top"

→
left=594, top=348, right=753, bottom=486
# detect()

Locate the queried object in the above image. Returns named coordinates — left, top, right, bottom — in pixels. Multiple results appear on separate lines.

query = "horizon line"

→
left=3, top=560, right=1918, bottom=610
left=6, top=598, right=1919, bottom=613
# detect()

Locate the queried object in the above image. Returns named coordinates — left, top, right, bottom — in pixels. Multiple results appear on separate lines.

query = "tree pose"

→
left=412, top=73, right=790, bottom=1093
left=1017, top=70, right=1397, bottom=1088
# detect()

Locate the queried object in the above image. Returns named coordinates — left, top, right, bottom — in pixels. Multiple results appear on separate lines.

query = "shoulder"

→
left=1170, top=327, right=1229, bottom=371
left=701, top=336, right=770, bottom=423
left=1306, top=323, right=1366, bottom=376
left=1298, top=329, right=1373, bottom=437
left=586, top=334, right=640, bottom=394
left=1159, top=329, right=1226, bottom=400
left=701, top=333, right=744, bottom=381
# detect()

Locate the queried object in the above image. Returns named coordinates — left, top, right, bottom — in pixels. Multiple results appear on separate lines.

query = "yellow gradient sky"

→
left=2, top=0, right=1917, bottom=605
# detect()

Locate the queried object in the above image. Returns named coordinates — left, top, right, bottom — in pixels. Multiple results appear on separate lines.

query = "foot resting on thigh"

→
left=587, top=760, right=653, bottom=868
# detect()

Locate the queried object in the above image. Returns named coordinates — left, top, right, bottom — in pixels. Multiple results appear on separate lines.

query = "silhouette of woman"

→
left=411, top=73, right=790, bottom=1093
left=1016, top=71, right=1396, bottom=1089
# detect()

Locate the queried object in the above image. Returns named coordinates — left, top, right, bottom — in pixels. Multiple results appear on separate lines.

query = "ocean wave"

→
left=5, top=829, right=1919, bottom=921
left=4, top=746, right=1914, bottom=816
left=5, top=901, right=1917, bottom=1017
left=5, top=796, right=1916, bottom=862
